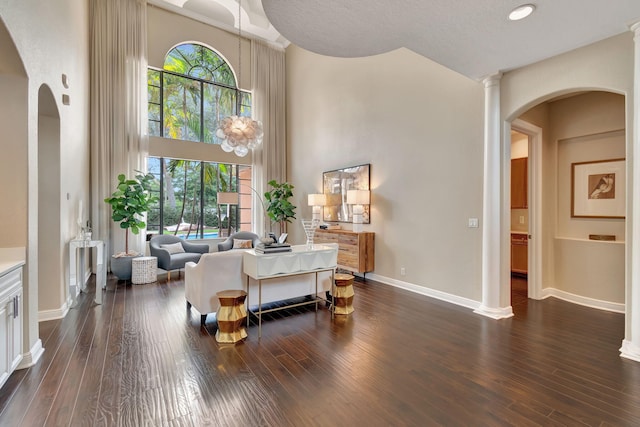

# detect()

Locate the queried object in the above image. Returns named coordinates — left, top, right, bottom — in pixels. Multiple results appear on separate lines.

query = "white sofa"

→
left=184, top=249, right=334, bottom=325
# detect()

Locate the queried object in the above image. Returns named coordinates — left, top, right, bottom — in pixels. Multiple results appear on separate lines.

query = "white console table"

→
left=69, top=239, right=106, bottom=307
left=243, top=244, right=338, bottom=337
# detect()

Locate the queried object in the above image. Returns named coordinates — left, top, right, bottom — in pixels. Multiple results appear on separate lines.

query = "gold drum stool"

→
left=334, top=273, right=355, bottom=315
left=215, top=290, right=248, bottom=343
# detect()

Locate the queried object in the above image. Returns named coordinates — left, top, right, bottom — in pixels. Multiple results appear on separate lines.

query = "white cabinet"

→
left=0, top=267, right=23, bottom=389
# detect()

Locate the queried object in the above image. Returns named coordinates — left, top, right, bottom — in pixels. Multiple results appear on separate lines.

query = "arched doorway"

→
left=506, top=90, right=626, bottom=315
left=37, top=85, right=62, bottom=313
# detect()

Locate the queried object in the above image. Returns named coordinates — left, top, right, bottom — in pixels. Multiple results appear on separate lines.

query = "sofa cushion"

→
left=233, top=239, right=253, bottom=249
left=161, top=242, right=185, bottom=254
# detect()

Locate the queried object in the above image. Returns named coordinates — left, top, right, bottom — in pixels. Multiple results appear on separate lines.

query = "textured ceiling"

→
left=152, top=0, right=640, bottom=80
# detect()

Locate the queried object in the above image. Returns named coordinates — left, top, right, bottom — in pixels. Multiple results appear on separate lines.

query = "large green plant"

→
left=263, top=180, right=296, bottom=233
left=104, top=172, right=158, bottom=255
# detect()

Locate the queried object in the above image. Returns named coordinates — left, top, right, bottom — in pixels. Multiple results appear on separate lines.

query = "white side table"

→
left=69, top=239, right=105, bottom=307
left=132, top=256, right=158, bottom=284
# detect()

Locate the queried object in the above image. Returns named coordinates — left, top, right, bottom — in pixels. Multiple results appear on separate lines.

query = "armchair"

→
left=217, top=231, right=261, bottom=252
left=185, top=251, right=246, bottom=325
left=149, top=235, right=209, bottom=280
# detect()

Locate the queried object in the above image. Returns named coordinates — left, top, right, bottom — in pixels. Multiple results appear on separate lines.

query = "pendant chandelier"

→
left=215, top=0, right=263, bottom=157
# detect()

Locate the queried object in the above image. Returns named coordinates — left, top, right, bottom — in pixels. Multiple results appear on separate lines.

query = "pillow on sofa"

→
left=161, top=242, right=185, bottom=254
left=233, top=239, right=253, bottom=249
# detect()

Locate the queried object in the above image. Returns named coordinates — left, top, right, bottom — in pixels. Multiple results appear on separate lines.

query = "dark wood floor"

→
left=1, top=273, right=639, bottom=426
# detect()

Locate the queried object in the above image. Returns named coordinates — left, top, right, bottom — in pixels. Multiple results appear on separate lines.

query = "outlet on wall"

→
left=400, top=267, right=406, bottom=276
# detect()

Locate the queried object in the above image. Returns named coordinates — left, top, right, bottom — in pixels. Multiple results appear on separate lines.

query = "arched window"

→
left=148, top=42, right=252, bottom=144
left=164, top=43, right=235, bottom=86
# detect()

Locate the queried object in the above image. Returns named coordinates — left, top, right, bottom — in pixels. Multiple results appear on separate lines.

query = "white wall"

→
left=286, top=45, right=485, bottom=301
left=550, top=92, right=626, bottom=304
left=0, top=0, right=90, bottom=360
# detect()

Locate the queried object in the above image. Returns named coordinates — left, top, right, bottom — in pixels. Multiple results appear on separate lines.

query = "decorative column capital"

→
left=482, top=72, right=503, bottom=89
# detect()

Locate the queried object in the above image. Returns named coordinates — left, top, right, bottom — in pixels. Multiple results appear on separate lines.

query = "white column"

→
left=474, top=73, right=513, bottom=319
left=621, top=22, right=640, bottom=362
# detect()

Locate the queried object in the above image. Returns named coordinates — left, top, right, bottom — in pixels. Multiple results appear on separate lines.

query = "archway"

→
left=37, top=85, right=62, bottom=314
left=504, top=90, right=627, bottom=316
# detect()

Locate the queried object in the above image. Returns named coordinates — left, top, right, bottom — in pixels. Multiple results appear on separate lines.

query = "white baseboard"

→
left=17, top=339, right=44, bottom=369
left=473, top=305, right=514, bottom=319
left=541, top=287, right=625, bottom=313
left=39, top=303, right=69, bottom=322
left=620, top=340, right=640, bottom=363
left=367, top=273, right=482, bottom=311
left=38, top=268, right=90, bottom=322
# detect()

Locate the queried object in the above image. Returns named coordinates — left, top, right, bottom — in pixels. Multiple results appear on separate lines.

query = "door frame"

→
left=510, top=119, right=543, bottom=300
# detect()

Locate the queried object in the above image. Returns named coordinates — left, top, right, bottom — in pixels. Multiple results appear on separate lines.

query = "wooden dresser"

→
left=314, top=229, right=375, bottom=274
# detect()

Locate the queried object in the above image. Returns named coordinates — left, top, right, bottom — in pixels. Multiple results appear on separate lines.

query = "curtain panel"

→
left=251, top=40, right=286, bottom=235
left=90, top=0, right=148, bottom=258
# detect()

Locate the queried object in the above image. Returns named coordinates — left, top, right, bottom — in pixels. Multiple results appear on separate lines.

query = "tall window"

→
left=147, top=43, right=255, bottom=239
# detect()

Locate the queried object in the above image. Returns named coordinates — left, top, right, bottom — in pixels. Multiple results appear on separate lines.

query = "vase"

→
left=301, top=218, right=320, bottom=248
left=110, top=254, right=141, bottom=281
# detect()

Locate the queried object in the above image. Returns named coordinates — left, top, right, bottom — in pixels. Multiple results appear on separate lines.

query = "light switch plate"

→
left=468, top=218, right=479, bottom=228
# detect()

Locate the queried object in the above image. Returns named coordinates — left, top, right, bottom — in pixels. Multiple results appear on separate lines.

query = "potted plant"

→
left=104, top=172, right=158, bottom=280
left=263, top=180, right=296, bottom=237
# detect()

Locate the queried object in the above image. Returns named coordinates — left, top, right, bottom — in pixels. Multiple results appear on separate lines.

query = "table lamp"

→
left=218, top=192, right=239, bottom=236
left=346, top=190, right=370, bottom=232
left=307, top=193, right=327, bottom=222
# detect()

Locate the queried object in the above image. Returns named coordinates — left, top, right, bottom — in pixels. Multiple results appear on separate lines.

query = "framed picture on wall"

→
left=322, top=164, right=370, bottom=223
left=571, top=158, right=625, bottom=218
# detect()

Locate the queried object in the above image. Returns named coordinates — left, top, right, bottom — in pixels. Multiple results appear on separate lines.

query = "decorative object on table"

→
left=217, top=231, right=261, bottom=252
left=217, top=192, right=239, bottom=237
left=264, top=180, right=297, bottom=237
left=334, top=273, right=355, bottom=315
left=588, top=234, right=616, bottom=241
left=104, top=172, right=158, bottom=280
left=301, top=218, right=320, bottom=247
left=322, top=163, right=370, bottom=223
left=346, top=189, right=370, bottom=233
left=214, top=0, right=263, bottom=157
left=149, top=235, right=208, bottom=280
left=307, top=193, right=327, bottom=222
left=254, top=242, right=291, bottom=254
left=215, top=290, right=248, bottom=343
left=131, top=256, right=158, bottom=284
left=571, top=158, right=625, bottom=218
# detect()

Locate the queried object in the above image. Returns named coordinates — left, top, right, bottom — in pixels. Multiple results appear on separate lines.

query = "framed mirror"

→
left=322, top=164, right=370, bottom=223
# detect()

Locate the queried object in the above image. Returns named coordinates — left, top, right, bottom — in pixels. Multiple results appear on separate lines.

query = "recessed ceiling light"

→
left=509, top=4, right=535, bottom=21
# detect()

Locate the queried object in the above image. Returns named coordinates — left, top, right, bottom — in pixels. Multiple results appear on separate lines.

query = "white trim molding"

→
left=39, top=304, right=70, bottom=322
left=541, top=288, right=625, bottom=313
left=17, top=338, right=44, bottom=369
left=367, top=273, right=481, bottom=311
left=620, top=340, right=640, bottom=362
left=474, top=304, right=514, bottom=320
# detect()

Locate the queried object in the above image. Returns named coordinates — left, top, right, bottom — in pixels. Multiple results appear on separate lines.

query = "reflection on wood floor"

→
left=1, top=272, right=639, bottom=426
left=511, top=273, right=528, bottom=313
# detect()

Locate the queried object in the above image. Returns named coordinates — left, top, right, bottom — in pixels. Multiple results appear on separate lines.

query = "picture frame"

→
left=571, top=158, right=625, bottom=218
left=322, top=163, right=370, bottom=223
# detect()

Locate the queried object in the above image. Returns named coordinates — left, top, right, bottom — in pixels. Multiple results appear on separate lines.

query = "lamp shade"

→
left=217, top=192, right=239, bottom=205
left=308, top=193, right=327, bottom=206
left=346, top=189, right=370, bottom=205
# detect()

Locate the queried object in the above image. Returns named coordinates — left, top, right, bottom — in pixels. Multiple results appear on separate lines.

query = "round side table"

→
left=131, top=256, right=158, bottom=284
left=215, top=290, right=248, bottom=343
left=334, top=273, right=355, bottom=315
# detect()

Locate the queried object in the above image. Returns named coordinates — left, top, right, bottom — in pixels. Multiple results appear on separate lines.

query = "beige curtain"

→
left=90, top=0, right=148, bottom=257
left=251, top=40, right=286, bottom=235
